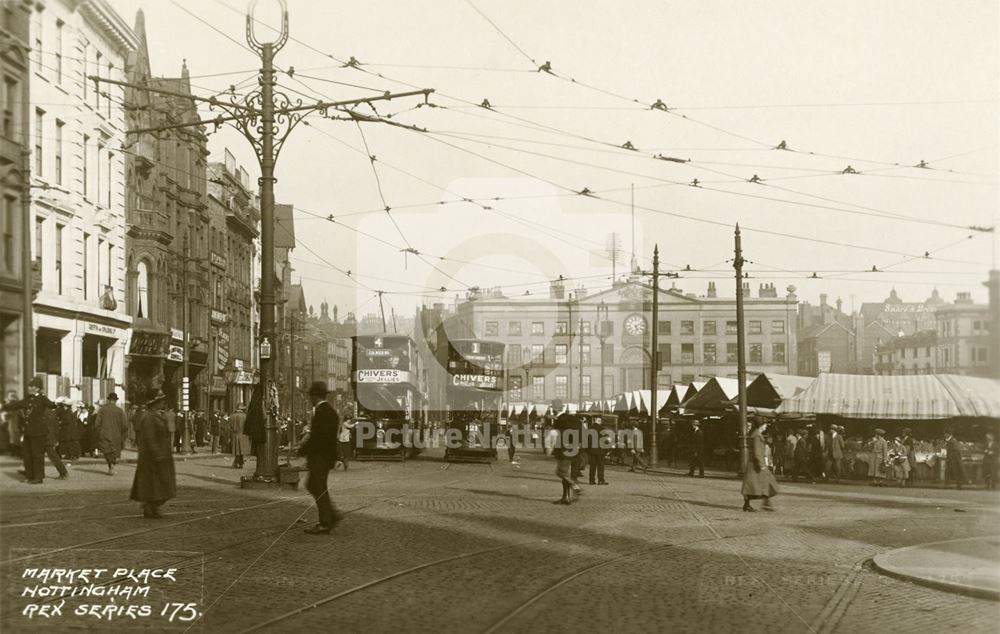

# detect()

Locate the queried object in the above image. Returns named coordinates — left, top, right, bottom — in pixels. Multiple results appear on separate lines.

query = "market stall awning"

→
left=775, top=373, right=1000, bottom=420
left=682, top=377, right=748, bottom=413
left=746, top=374, right=816, bottom=409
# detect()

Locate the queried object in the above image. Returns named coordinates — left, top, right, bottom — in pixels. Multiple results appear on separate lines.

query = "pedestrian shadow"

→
left=629, top=493, right=741, bottom=512
left=501, top=473, right=556, bottom=483
left=449, top=487, right=549, bottom=503
left=178, top=471, right=247, bottom=488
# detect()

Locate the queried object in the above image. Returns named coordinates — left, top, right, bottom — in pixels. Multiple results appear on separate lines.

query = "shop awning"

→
left=682, top=377, right=749, bottom=413
left=776, top=373, right=1000, bottom=420
left=745, top=374, right=816, bottom=409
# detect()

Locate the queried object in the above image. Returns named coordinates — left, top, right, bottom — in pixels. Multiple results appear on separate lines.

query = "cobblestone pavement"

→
left=1, top=450, right=998, bottom=633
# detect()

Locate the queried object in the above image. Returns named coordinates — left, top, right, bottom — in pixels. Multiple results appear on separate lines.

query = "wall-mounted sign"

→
left=234, top=371, right=254, bottom=385
left=86, top=322, right=121, bottom=338
left=211, top=309, right=227, bottom=325
left=128, top=332, right=169, bottom=357
left=817, top=350, right=832, bottom=373
left=171, top=328, right=185, bottom=342
left=355, top=369, right=411, bottom=383
left=210, top=251, right=227, bottom=269
left=167, top=345, right=184, bottom=363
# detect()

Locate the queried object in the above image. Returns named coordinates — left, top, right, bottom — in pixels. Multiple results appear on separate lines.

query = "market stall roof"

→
left=664, top=384, right=684, bottom=409
left=745, top=374, right=816, bottom=409
left=680, top=381, right=707, bottom=404
left=681, top=377, right=748, bottom=412
left=776, top=373, right=1000, bottom=420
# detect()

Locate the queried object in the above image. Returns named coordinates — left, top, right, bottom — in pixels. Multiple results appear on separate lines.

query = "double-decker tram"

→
left=351, top=334, right=422, bottom=461
left=444, top=339, right=505, bottom=463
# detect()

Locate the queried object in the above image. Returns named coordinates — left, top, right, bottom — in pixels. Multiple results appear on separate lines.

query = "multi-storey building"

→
left=451, top=276, right=798, bottom=405
left=856, top=288, right=945, bottom=374
left=206, top=152, right=259, bottom=411
left=30, top=0, right=136, bottom=402
left=797, top=294, right=858, bottom=375
left=123, top=9, right=210, bottom=409
left=874, top=330, right=937, bottom=375
left=935, top=292, right=992, bottom=376
left=309, top=300, right=353, bottom=409
left=1, top=0, right=32, bottom=396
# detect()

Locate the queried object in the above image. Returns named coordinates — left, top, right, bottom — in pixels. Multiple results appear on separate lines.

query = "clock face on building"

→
left=624, top=314, right=646, bottom=336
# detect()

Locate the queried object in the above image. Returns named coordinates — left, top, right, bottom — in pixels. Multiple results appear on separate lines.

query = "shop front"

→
left=125, top=328, right=170, bottom=405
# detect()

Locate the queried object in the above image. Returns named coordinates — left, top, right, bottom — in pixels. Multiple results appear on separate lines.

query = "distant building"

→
left=856, top=288, right=944, bottom=374
left=874, top=330, right=937, bottom=375
left=987, top=271, right=1000, bottom=379
left=797, top=294, right=857, bottom=376
left=935, top=292, right=992, bottom=376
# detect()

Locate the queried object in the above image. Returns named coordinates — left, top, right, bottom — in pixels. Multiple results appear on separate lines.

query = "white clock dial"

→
left=625, top=315, right=646, bottom=335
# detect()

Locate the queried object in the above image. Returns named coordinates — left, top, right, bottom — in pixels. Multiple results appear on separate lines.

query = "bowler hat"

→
left=29, top=376, right=44, bottom=390
left=874, top=428, right=885, bottom=435
left=107, top=392, right=119, bottom=401
left=307, top=381, right=330, bottom=397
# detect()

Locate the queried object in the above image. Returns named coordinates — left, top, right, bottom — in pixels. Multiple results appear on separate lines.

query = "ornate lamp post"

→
left=596, top=300, right=611, bottom=409
left=95, top=0, right=432, bottom=486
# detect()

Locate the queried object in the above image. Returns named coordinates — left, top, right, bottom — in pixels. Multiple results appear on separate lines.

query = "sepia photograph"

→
left=0, top=0, right=998, bottom=631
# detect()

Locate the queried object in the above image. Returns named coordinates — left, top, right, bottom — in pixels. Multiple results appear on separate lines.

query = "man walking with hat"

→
left=2, top=377, right=56, bottom=483
left=131, top=390, right=177, bottom=518
left=299, top=381, right=342, bottom=534
left=96, top=392, right=128, bottom=475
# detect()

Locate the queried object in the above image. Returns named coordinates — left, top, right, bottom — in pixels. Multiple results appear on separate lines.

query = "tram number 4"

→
left=160, top=602, right=200, bottom=623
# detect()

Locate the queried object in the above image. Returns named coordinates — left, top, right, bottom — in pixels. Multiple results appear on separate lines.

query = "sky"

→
left=110, top=0, right=999, bottom=324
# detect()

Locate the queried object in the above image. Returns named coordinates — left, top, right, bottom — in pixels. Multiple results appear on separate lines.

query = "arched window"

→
left=136, top=259, right=150, bottom=319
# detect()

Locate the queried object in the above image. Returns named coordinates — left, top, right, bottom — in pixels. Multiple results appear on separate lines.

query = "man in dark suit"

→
left=827, top=424, right=845, bottom=482
left=300, top=381, right=342, bottom=534
left=944, top=430, right=965, bottom=490
left=1, top=377, right=56, bottom=483
left=687, top=421, right=705, bottom=477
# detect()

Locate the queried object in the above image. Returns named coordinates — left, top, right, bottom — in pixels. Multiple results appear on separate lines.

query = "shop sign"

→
left=211, top=309, right=227, bottom=325
left=235, top=371, right=254, bottom=384
left=128, top=332, right=169, bottom=357
left=217, top=339, right=229, bottom=367
left=818, top=350, right=832, bottom=373
left=210, top=251, right=227, bottom=269
left=86, top=322, right=121, bottom=338
left=171, top=328, right=185, bottom=342
left=234, top=358, right=244, bottom=370
left=167, top=345, right=184, bottom=363
left=211, top=376, right=227, bottom=393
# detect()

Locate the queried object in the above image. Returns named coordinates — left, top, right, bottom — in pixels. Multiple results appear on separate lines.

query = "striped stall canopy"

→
left=776, top=374, right=1000, bottom=420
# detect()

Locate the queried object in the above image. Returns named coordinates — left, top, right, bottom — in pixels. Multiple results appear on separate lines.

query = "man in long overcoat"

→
left=827, top=424, right=845, bottom=481
left=229, top=406, right=251, bottom=469
left=945, top=431, right=965, bottom=490
left=299, top=382, right=341, bottom=534
left=95, top=393, right=128, bottom=475
left=57, top=398, right=81, bottom=460
left=130, top=391, right=177, bottom=519
left=1, top=377, right=55, bottom=483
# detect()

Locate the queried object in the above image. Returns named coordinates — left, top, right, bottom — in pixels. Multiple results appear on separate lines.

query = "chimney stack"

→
left=550, top=276, right=566, bottom=300
left=743, top=282, right=751, bottom=297
left=707, top=281, right=717, bottom=298
left=836, top=298, right=843, bottom=313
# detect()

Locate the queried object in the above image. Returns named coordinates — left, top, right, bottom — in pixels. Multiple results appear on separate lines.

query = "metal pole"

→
left=735, top=225, right=749, bottom=476
left=181, top=236, right=192, bottom=453
left=567, top=296, right=573, bottom=405
left=578, top=315, right=585, bottom=408
left=289, top=309, right=296, bottom=452
left=256, top=41, right=278, bottom=479
left=649, top=244, right=659, bottom=466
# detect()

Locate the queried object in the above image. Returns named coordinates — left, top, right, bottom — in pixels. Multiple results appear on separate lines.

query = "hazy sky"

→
left=110, top=0, right=999, bottom=324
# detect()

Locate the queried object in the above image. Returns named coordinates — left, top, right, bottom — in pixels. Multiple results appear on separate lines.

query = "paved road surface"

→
left=1, top=449, right=998, bottom=633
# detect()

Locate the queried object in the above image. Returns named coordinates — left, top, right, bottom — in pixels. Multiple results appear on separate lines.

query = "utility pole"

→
left=567, top=295, right=573, bottom=406
left=288, top=309, right=296, bottom=451
left=735, top=225, right=749, bottom=475
left=378, top=291, right=387, bottom=333
left=578, top=314, right=585, bottom=409
left=94, top=0, right=432, bottom=486
left=649, top=244, right=659, bottom=467
left=181, top=235, right=192, bottom=454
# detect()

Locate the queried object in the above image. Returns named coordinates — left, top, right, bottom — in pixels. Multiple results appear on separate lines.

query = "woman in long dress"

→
left=868, top=429, right=889, bottom=487
left=742, top=419, right=779, bottom=512
left=130, top=392, right=177, bottom=519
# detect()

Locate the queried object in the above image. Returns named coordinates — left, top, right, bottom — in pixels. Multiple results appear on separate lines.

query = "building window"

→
left=94, top=51, right=102, bottom=109
left=508, top=345, right=521, bottom=365
left=749, top=343, right=762, bottom=363
left=603, top=374, right=614, bottom=397
left=681, top=374, right=695, bottom=384
left=55, top=223, right=63, bottom=294
left=581, top=344, right=591, bottom=364
left=772, top=320, right=785, bottom=334
left=726, top=320, right=738, bottom=335
left=749, top=320, right=762, bottom=335
left=53, top=120, right=64, bottom=185
left=34, top=217, right=43, bottom=280
left=1, top=195, right=15, bottom=274
left=680, top=320, right=694, bottom=335
left=703, top=343, right=717, bottom=364
left=555, top=375, right=568, bottom=398
left=55, top=20, right=64, bottom=82
left=136, top=260, right=149, bottom=319
left=96, top=143, right=104, bottom=206
left=107, top=151, right=113, bottom=205
left=484, top=320, right=498, bottom=336
left=509, top=376, right=522, bottom=400
left=580, top=320, right=591, bottom=335
left=555, top=344, right=568, bottom=365
left=726, top=343, right=738, bottom=363
left=658, top=343, right=671, bottom=367
left=703, top=320, right=716, bottom=335
left=681, top=343, right=694, bottom=364
left=658, top=321, right=671, bottom=335
left=34, top=7, right=42, bottom=72
left=34, top=108, right=43, bottom=176
left=581, top=375, right=591, bottom=398
left=531, top=343, right=544, bottom=363
left=81, top=43, right=88, bottom=100
left=508, top=321, right=521, bottom=336
left=3, top=76, right=17, bottom=138
left=82, top=135, right=89, bottom=197
left=555, top=321, right=568, bottom=335
left=106, top=63, right=113, bottom=116
left=106, top=243, right=112, bottom=287
left=772, top=343, right=786, bottom=363
left=531, top=321, right=544, bottom=335
left=82, top=233, right=89, bottom=300
left=532, top=376, right=544, bottom=400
